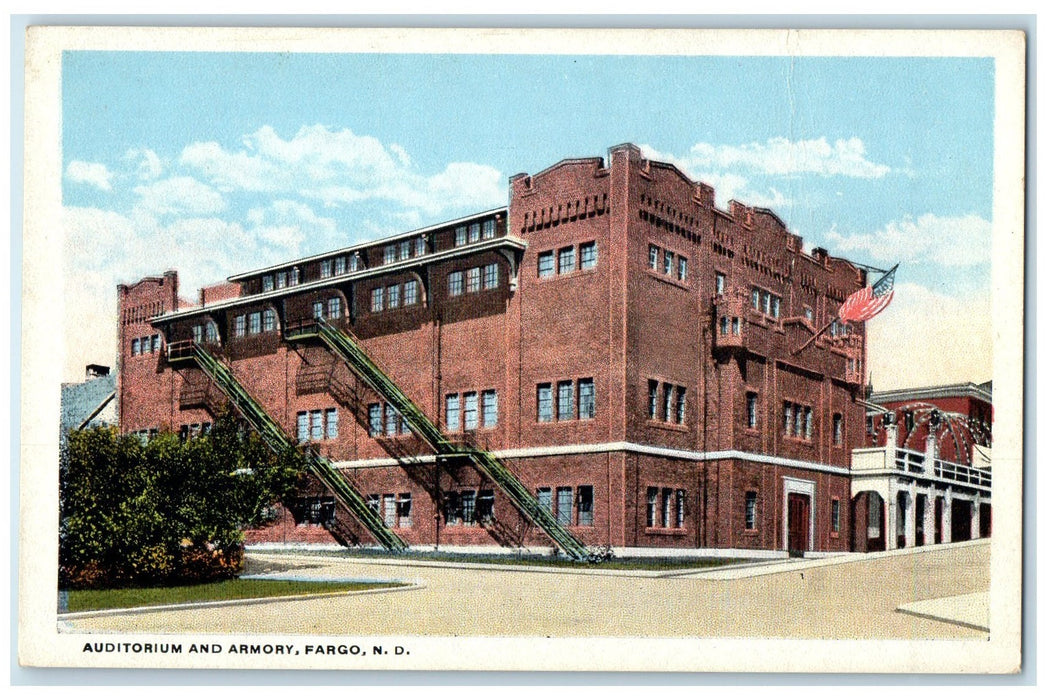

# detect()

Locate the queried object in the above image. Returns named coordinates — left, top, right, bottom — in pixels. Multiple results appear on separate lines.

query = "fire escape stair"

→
left=285, top=317, right=590, bottom=561
left=166, top=340, right=408, bottom=552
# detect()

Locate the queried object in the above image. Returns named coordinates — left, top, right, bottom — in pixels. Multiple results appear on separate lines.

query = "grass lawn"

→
left=65, top=578, right=405, bottom=613
left=283, top=548, right=746, bottom=571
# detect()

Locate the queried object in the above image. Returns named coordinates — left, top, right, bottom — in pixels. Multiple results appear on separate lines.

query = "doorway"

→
left=787, top=492, right=811, bottom=555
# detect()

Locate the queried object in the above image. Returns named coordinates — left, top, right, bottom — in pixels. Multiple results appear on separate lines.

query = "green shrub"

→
left=59, top=410, right=306, bottom=589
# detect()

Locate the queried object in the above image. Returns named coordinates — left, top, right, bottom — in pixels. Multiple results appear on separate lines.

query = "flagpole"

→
left=792, top=317, right=837, bottom=356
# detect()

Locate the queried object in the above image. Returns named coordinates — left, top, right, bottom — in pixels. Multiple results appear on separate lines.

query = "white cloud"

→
left=65, top=160, right=113, bottom=191
left=125, top=147, right=164, bottom=180
left=867, top=282, right=991, bottom=390
left=640, top=146, right=790, bottom=209
left=133, top=176, right=226, bottom=217
left=825, top=213, right=991, bottom=267
left=244, top=200, right=345, bottom=258
left=686, top=137, right=891, bottom=179
left=180, top=125, right=504, bottom=215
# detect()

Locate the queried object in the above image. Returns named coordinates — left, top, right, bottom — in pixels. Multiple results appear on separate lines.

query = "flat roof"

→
left=870, top=382, right=993, bottom=405
left=227, top=207, right=507, bottom=282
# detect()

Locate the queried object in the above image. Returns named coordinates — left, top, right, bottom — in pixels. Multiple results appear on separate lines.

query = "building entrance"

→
left=787, top=492, right=811, bottom=554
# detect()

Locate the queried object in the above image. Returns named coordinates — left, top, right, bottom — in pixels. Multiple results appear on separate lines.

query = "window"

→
left=648, top=380, right=659, bottom=420
left=324, top=409, right=339, bottom=440
left=646, top=487, right=658, bottom=527
left=295, top=497, right=335, bottom=526
left=469, top=223, right=481, bottom=243
left=537, top=384, right=553, bottom=423
left=557, top=381, right=575, bottom=421
left=249, top=312, right=261, bottom=335
left=313, top=300, right=324, bottom=320
left=483, top=263, right=499, bottom=289
left=482, top=219, right=496, bottom=239
left=537, top=251, right=555, bottom=278
left=477, top=490, right=494, bottom=523
left=831, top=499, right=841, bottom=534
left=578, top=378, right=595, bottom=420
left=191, top=325, right=203, bottom=344
left=804, top=306, right=814, bottom=322
left=367, top=494, right=380, bottom=517
left=205, top=322, right=218, bottom=342
left=151, top=334, right=161, bottom=353
left=678, top=256, right=688, bottom=282
left=415, top=237, right=426, bottom=256
left=385, top=405, right=401, bottom=436
left=675, top=489, right=686, bottom=529
left=276, top=271, right=287, bottom=289
left=384, top=245, right=396, bottom=265
left=399, top=240, right=411, bottom=261
left=715, top=272, right=726, bottom=296
left=482, top=389, right=498, bottom=428
left=445, top=394, right=460, bottom=432
left=387, top=284, right=400, bottom=309
left=289, top=267, right=299, bottom=286
left=771, top=296, right=780, bottom=318
left=383, top=494, right=396, bottom=528
left=320, top=260, right=332, bottom=279
left=577, top=485, right=594, bottom=526
left=558, top=246, right=576, bottom=274
left=296, top=412, right=309, bottom=442
left=463, top=392, right=479, bottom=430
left=720, top=317, right=729, bottom=335
left=234, top=315, right=246, bottom=338
left=762, top=291, right=772, bottom=316
left=661, top=488, right=672, bottom=527
left=350, top=254, right=360, bottom=272
left=466, top=267, right=481, bottom=293
left=579, top=241, right=597, bottom=269
left=397, top=493, right=412, bottom=528
left=448, top=271, right=464, bottom=297
left=310, top=410, right=323, bottom=441
left=262, top=275, right=274, bottom=292
left=371, top=287, right=384, bottom=312
left=746, top=392, right=758, bottom=429
left=649, top=244, right=659, bottom=270
left=454, top=226, right=467, bottom=247
left=334, top=256, right=346, bottom=275
left=461, top=490, right=477, bottom=524
left=537, top=488, right=552, bottom=514
left=783, top=403, right=794, bottom=436
left=556, top=487, right=573, bottom=526
left=131, top=338, right=141, bottom=356
left=804, top=407, right=813, bottom=440
left=833, top=413, right=843, bottom=445
left=328, top=296, right=342, bottom=318
left=368, top=404, right=382, bottom=437
left=732, top=317, right=741, bottom=335
left=663, top=250, right=674, bottom=275
left=745, top=491, right=758, bottom=530
left=263, top=309, right=276, bottom=333
left=662, top=383, right=673, bottom=422
left=404, top=279, right=418, bottom=306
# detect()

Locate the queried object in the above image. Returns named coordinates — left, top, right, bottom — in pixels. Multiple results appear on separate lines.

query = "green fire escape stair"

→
left=284, top=317, right=590, bottom=561
left=166, top=340, right=407, bottom=552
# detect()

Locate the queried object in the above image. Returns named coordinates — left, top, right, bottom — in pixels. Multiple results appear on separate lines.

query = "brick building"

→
left=117, top=144, right=870, bottom=556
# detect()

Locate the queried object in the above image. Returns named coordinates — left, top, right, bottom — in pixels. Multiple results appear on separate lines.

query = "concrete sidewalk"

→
left=66, top=539, right=990, bottom=639
left=897, top=592, right=990, bottom=632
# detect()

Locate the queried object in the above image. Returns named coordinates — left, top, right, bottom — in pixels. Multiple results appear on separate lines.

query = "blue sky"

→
left=61, top=51, right=996, bottom=388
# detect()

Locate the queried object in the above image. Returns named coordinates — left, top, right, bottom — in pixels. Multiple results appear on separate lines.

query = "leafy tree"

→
left=59, top=409, right=307, bottom=588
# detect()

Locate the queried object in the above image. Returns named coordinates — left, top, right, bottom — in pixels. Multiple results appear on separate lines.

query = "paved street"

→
left=66, top=540, right=989, bottom=639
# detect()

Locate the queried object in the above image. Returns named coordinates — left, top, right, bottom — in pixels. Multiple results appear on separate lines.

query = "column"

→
left=922, top=488, right=936, bottom=547
left=971, top=494, right=981, bottom=540
left=942, top=488, right=953, bottom=544
left=885, top=487, right=897, bottom=551
left=903, top=482, right=917, bottom=548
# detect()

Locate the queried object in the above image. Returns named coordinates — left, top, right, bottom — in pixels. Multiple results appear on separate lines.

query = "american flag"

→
left=837, top=264, right=897, bottom=323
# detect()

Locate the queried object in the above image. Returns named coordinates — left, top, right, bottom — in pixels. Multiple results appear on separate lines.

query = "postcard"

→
left=19, top=25, right=1025, bottom=673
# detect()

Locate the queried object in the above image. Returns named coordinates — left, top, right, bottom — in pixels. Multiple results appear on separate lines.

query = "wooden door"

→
left=787, top=493, right=811, bottom=553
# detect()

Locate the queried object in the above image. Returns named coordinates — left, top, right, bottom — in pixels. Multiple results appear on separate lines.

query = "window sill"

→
left=646, top=420, right=689, bottom=432
left=644, top=527, right=688, bottom=536
left=536, top=267, right=598, bottom=283
left=644, top=269, right=690, bottom=290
